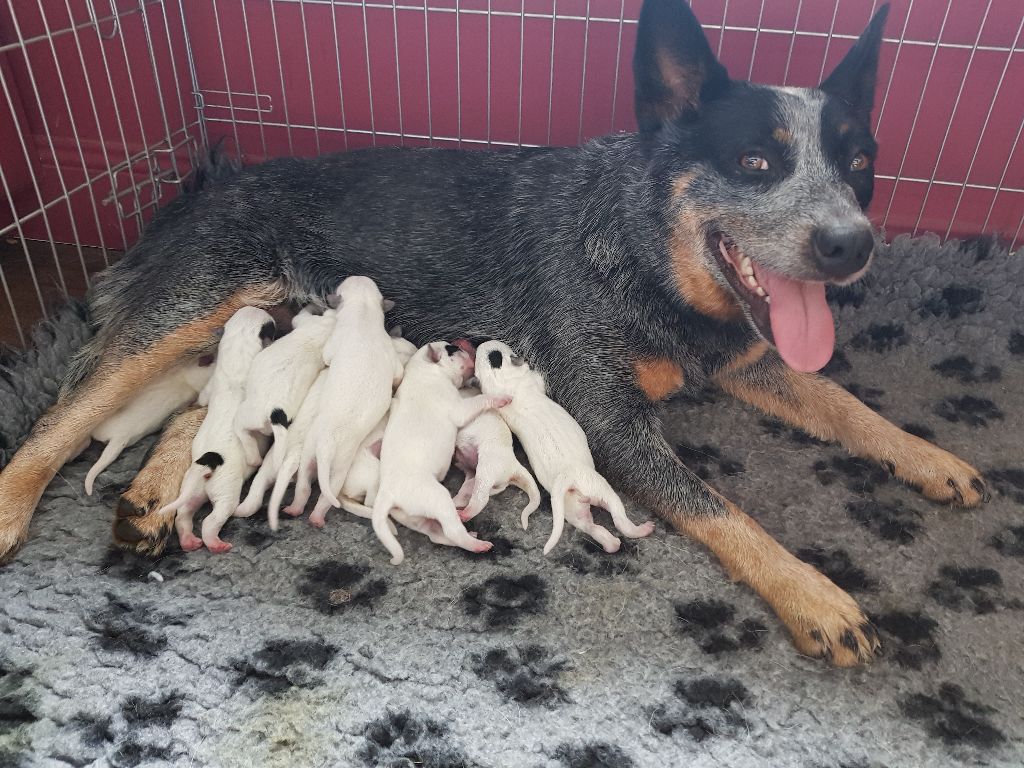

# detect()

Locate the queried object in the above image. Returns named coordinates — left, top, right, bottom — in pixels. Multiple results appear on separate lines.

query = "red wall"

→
left=3, top=0, right=1023, bottom=254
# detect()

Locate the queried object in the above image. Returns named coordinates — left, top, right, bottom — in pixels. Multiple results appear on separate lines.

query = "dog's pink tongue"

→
left=756, top=267, right=835, bottom=373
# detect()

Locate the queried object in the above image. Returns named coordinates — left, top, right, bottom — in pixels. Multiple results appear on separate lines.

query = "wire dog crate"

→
left=1, top=0, right=1022, bottom=346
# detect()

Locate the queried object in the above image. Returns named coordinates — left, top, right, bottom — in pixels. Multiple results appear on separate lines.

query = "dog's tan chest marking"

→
left=634, top=358, right=685, bottom=401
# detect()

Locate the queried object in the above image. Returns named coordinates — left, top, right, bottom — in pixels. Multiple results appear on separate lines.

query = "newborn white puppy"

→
left=475, top=340, right=654, bottom=553
left=306, top=276, right=401, bottom=527
left=83, top=358, right=213, bottom=495
left=238, top=368, right=327, bottom=529
left=371, top=342, right=512, bottom=564
left=453, top=386, right=540, bottom=523
left=160, top=306, right=273, bottom=553
left=233, top=306, right=333, bottom=469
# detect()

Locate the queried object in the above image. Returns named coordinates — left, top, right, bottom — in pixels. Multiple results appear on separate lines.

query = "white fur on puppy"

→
left=160, top=306, right=272, bottom=554
left=83, top=360, right=213, bottom=495
left=453, top=386, right=540, bottom=523
left=474, top=340, right=654, bottom=554
left=233, top=306, right=333, bottom=469
left=305, top=276, right=400, bottom=527
left=371, top=341, right=512, bottom=564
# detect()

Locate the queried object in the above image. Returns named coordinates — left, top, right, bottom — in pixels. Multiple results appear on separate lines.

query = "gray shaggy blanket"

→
left=0, top=234, right=1022, bottom=768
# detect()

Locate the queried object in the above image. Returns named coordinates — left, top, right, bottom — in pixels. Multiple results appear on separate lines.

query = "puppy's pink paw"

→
left=470, top=539, right=493, bottom=554
left=283, top=505, right=304, bottom=518
left=308, top=512, right=326, bottom=529
left=457, top=507, right=473, bottom=522
left=489, top=395, right=513, bottom=408
left=178, top=533, right=203, bottom=552
left=632, top=521, right=656, bottom=538
left=205, top=538, right=232, bottom=554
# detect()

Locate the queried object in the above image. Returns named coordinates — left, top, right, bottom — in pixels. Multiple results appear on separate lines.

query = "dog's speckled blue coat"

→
left=0, top=234, right=1021, bottom=767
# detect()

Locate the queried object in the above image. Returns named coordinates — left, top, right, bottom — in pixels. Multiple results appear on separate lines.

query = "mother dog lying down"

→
left=0, top=0, right=987, bottom=667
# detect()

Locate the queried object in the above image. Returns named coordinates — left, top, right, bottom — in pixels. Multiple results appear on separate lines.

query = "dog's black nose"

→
left=811, top=226, right=874, bottom=278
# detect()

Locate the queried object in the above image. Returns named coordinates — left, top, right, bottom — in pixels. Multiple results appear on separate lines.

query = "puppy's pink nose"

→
left=452, top=338, right=475, bottom=355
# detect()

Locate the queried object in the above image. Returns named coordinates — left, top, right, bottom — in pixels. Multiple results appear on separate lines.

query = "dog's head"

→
left=474, top=341, right=542, bottom=396
left=634, top=0, right=889, bottom=372
left=422, top=341, right=476, bottom=386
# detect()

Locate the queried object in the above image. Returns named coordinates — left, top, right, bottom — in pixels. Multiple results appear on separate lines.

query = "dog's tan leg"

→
left=671, top=501, right=879, bottom=666
left=0, top=287, right=281, bottom=564
left=113, top=406, right=206, bottom=556
left=714, top=343, right=988, bottom=506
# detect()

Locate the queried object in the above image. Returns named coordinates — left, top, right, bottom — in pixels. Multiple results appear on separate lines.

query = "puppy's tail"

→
left=512, top=461, right=542, bottom=530
left=158, top=463, right=206, bottom=516
left=84, top=438, right=127, bottom=495
left=544, top=473, right=573, bottom=555
left=269, top=408, right=292, bottom=473
left=267, top=455, right=299, bottom=530
left=315, top=433, right=356, bottom=510
left=371, top=494, right=404, bottom=565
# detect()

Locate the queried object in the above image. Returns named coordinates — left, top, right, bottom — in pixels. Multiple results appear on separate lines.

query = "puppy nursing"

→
left=117, top=278, right=647, bottom=563
left=160, top=306, right=272, bottom=553
left=83, top=359, right=213, bottom=495
left=371, top=342, right=512, bottom=564
left=474, top=341, right=655, bottom=553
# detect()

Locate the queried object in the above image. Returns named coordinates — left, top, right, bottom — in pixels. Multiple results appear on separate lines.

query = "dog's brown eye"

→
left=740, top=154, right=769, bottom=171
left=850, top=152, right=871, bottom=172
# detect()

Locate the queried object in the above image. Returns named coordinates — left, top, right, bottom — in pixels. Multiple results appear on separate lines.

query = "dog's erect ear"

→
left=820, top=5, right=889, bottom=120
left=389, top=325, right=403, bottom=338
left=327, top=293, right=341, bottom=309
left=427, top=343, right=443, bottom=364
left=510, top=355, right=525, bottom=367
left=381, top=298, right=396, bottom=312
left=633, top=0, right=729, bottom=133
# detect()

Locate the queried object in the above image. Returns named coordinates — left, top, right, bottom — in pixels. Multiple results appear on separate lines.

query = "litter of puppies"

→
left=81, top=276, right=654, bottom=562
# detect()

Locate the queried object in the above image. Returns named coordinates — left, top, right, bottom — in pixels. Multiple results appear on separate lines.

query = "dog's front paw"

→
left=888, top=439, right=989, bottom=508
left=775, top=562, right=880, bottom=667
left=112, top=495, right=175, bottom=556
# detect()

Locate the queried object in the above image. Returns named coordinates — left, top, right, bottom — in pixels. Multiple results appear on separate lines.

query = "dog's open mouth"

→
left=711, top=232, right=835, bottom=373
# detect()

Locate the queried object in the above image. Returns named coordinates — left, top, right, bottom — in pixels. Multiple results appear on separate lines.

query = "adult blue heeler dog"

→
left=0, top=0, right=988, bottom=666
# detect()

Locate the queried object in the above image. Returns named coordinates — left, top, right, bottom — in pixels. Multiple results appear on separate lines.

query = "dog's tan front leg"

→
left=715, top=344, right=988, bottom=507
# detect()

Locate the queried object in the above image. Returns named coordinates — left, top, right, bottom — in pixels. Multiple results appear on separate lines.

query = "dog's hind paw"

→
left=112, top=496, right=175, bottom=557
left=0, top=521, right=30, bottom=565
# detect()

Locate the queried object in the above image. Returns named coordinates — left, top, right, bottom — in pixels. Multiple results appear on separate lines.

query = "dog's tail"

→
left=371, top=493, right=404, bottom=565
left=269, top=408, right=290, bottom=473
left=267, top=454, right=301, bottom=530
left=84, top=438, right=128, bottom=496
left=182, top=138, right=241, bottom=195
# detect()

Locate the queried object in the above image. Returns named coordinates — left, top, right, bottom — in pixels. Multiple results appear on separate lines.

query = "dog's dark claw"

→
left=882, top=460, right=896, bottom=476
left=947, top=478, right=965, bottom=505
left=970, top=477, right=991, bottom=503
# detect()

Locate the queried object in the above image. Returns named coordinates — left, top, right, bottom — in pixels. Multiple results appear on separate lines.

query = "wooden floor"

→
left=0, top=239, right=116, bottom=347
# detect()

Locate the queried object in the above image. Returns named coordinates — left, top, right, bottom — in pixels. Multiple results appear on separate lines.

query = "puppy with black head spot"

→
left=371, top=342, right=512, bottom=564
left=233, top=305, right=334, bottom=471
left=159, top=306, right=273, bottom=553
left=475, top=341, right=654, bottom=553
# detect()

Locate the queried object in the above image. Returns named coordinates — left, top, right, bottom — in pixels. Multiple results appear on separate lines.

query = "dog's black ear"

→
left=820, top=4, right=889, bottom=120
left=633, top=0, right=729, bottom=133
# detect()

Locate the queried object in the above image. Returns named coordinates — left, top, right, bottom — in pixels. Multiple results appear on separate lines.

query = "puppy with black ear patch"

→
left=475, top=341, right=654, bottom=553
left=233, top=306, right=334, bottom=470
left=160, top=306, right=273, bottom=553
left=299, top=276, right=401, bottom=528
left=453, top=385, right=541, bottom=524
left=371, top=342, right=512, bottom=564
left=83, top=358, right=213, bottom=495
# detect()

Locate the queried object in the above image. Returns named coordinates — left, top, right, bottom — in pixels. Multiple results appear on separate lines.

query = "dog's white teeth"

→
left=740, top=255, right=753, bottom=276
left=745, top=275, right=758, bottom=289
left=755, top=286, right=766, bottom=297
left=764, top=295, right=771, bottom=304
